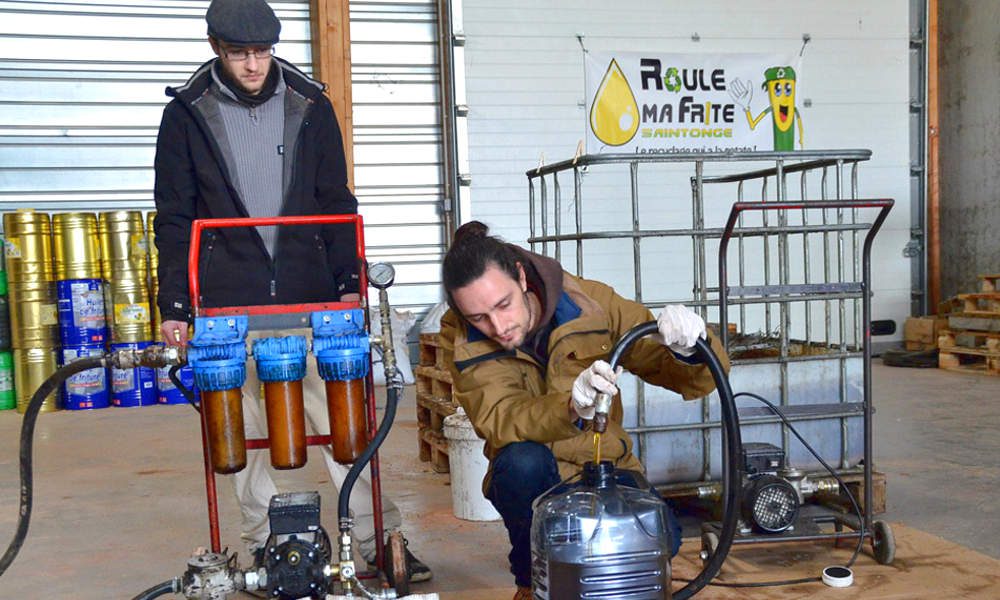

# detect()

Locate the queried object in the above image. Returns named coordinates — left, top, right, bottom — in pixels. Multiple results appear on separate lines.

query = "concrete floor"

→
left=0, top=360, right=997, bottom=598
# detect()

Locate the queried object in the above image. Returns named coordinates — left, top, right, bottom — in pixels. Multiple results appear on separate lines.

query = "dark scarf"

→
left=213, top=59, right=280, bottom=107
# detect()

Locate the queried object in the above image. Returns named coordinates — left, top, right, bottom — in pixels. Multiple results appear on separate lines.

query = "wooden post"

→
left=927, top=0, right=940, bottom=309
left=309, top=0, right=354, bottom=191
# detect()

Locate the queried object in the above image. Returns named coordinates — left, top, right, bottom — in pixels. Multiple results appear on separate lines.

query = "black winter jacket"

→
left=153, top=57, right=359, bottom=323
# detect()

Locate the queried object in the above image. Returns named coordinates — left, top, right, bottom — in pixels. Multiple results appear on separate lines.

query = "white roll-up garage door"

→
left=0, top=0, right=446, bottom=314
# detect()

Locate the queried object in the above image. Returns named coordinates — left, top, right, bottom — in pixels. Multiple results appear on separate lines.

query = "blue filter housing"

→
left=188, top=316, right=248, bottom=392
left=252, top=336, right=308, bottom=382
left=311, top=309, right=370, bottom=382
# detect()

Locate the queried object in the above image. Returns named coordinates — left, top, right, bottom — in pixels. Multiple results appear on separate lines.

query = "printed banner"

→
left=585, top=51, right=804, bottom=154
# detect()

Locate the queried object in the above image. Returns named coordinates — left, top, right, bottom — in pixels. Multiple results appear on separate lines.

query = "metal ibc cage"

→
left=525, top=150, right=892, bottom=500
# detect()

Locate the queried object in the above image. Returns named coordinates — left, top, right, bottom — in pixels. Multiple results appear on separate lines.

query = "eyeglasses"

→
left=221, top=46, right=274, bottom=62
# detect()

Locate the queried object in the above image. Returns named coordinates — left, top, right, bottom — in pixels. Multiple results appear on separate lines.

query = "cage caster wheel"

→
left=699, top=531, right=719, bottom=568
left=871, top=520, right=895, bottom=565
left=384, top=530, right=410, bottom=596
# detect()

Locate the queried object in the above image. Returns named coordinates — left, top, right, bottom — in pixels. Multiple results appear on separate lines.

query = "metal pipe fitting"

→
left=592, top=392, right=612, bottom=433
left=108, top=343, right=186, bottom=370
left=181, top=552, right=238, bottom=599
left=375, top=288, right=399, bottom=385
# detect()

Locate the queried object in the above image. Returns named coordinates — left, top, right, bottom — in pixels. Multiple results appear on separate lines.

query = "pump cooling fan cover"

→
left=741, top=474, right=799, bottom=533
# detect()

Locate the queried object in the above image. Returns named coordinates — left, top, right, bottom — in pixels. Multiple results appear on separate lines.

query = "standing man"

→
left=439, top=221, right=728, bottom=599
left=153, top=0, right=430, bottom=582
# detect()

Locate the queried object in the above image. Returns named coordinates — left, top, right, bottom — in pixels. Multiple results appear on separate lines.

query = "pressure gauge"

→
left=367, top=262, right=396, bottom=289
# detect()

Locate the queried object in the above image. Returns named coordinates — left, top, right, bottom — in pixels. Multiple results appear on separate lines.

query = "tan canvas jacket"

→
left=439, top=266, right=729, bottom=488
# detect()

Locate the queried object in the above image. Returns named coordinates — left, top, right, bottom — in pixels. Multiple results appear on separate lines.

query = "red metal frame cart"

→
left=186, top=214, right=388, bottom=570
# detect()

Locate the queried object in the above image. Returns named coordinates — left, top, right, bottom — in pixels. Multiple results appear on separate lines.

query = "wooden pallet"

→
left=938, top=344, right=1000, bottom=376
left=954, top=292, right=1000, bottom=316
left=939, top=329, right=1000, bottom=350
left=903, top=315, right=948, bottom=351
left=418, top=425, right=451, bottom=474
left=418, top=332, right=448, bottom=370
left=415, top=364, right=453, bottom=399
left=842, top=470, right=887, bottom=515
left=415, top=333, right=457, bottom=472
left=937, top=276, right=1000, bottom=315
left=938, top=328, right=1000, bottom=377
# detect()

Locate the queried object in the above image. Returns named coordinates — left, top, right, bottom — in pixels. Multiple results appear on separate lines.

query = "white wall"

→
left=459, top=0, right=913, bottom=338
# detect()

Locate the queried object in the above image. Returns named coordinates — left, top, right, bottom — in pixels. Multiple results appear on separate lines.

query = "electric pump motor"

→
left=262, top=492, right=333, bottom=599
left=740, top=443, right=799, bottom=534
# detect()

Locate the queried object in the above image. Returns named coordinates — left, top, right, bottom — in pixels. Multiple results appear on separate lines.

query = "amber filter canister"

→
left=325, top=378, right=368, bottom=463
left=263, top=380, right=307, bottom=469
left=203, top=388, right=247, bottom=474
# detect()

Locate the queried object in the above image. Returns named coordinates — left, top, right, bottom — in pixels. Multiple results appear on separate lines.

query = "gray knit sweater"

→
left=211, top=66, right=286, bottom=257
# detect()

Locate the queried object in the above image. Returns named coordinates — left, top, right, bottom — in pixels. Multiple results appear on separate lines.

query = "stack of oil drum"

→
left=3, top=210, right=61, bottom=413
left=54, top=212, right=109, bottom=410
left=100, top=211, right=157, bottom=407
left=0, top=208, right=197, bottom=414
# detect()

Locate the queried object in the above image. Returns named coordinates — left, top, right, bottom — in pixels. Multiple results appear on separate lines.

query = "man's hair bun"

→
left=453, top=220, right=490, bottom=246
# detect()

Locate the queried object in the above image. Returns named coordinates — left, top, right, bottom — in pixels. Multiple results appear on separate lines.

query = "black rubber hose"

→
left=167, top=364, right=200, bottom=414
left=602, top=323, right=742, bottom=600
left=0, top=355, right=108, bottom=578
left=338, top=384, right=400, bottom=529
left=131, top=577, right=181, bottom=600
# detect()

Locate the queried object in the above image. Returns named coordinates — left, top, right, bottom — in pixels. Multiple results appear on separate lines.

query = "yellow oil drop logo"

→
left=590, top=59, right=640, bottom=146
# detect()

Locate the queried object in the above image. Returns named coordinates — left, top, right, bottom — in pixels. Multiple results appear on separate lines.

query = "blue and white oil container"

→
left=156, top=364, right=197, bottom=405
left=110, top=341, right=156, bottom=407
left=56, top=279, right=107, bottom=346
left=62, top=345, right=109, bottom=410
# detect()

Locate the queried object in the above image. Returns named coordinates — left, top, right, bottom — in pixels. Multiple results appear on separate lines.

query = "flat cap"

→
left=206, top=0, right=281, bottom=46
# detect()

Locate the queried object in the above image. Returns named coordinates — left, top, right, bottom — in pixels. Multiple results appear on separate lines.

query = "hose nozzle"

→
left=592, top=392, right=612, bottom=434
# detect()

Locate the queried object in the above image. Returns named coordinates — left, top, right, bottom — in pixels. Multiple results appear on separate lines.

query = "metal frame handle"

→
left=718, top=197, right=893, bottom=532
left=186, top=214, right=367, bottom=317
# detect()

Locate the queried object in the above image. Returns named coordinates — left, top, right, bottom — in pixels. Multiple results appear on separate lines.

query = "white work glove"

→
left=728, top=78, right=753, bottom=112
left=656, top=304, right=707, bottom=357
left=571, top=360, right=622, bottom=420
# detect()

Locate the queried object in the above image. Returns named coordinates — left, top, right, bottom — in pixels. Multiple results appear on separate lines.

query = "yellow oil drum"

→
left=147, top=211, right=160, bottom=341
left=98, top=211, right=148, bottom=282
left=53, top=212, right=101, bottom=280
left=147, top=211, right=157, bottom=277
left=150, top=281, right=161, bottom=342
left=3, top=210, right=53, bottom=282
left=8, top=279, right=58, bottom=348
left=4, top=210, right=59, bottom=347
left=14, top=346, right=60, bottom=413
left=108, top=275, right=152, bottom=343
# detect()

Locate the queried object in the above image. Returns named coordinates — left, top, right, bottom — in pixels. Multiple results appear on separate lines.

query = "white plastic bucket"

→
left=443, top=409, right=501, bottom=521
